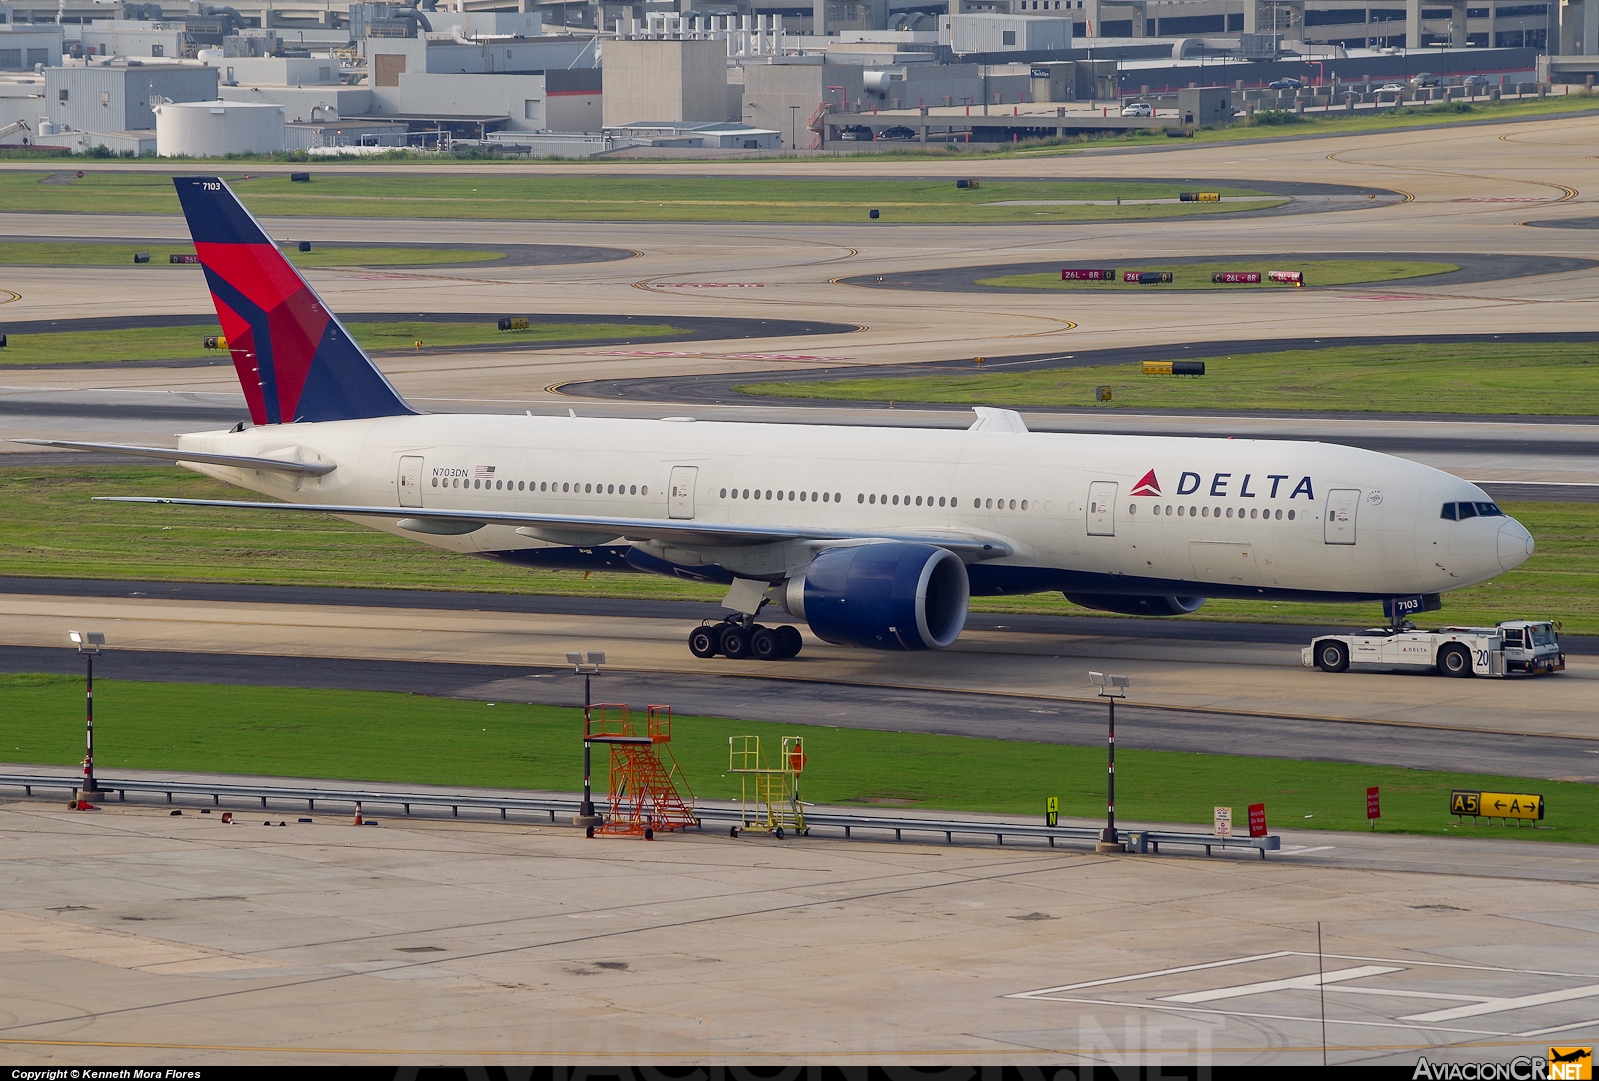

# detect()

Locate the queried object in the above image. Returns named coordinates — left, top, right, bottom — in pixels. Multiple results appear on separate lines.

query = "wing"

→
left=13, top=439, right=336, bottom=477
left=95, top=496, right=1015, bottom=560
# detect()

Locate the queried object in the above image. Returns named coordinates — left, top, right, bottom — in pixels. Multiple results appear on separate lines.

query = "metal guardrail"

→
left=1124, top=829, right=1281, bottom=860
left=0, top=772, right=1280, bottom=857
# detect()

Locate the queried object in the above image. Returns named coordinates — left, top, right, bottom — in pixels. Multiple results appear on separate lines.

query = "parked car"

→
left=1377, top=83, right=1407, bottom=93
left=879, top=126, right=917, bottom=140
left=837, top=125, right=874, bottom=141
left=1121, top=102, right=1154, bottom=117
left=1462, top=74, right=1491, bottom=90
left=1411, top=72, right=1440, bottom=87
left=1267, top=77, right=1303, bottom=90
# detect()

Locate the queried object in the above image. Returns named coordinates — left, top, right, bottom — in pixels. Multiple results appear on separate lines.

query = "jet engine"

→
left=784, top=542, right=969, bottom=651
left=1064, top=593, right=1206, bottom=617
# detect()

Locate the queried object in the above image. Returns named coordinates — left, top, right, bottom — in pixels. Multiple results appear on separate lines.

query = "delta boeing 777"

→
left=19, top=177, right=1534, bottom=661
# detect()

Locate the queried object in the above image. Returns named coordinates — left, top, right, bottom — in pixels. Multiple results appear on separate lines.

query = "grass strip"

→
left=0, top=320, right=685, bottom=366
left=0, top=240, right=503, bottom=268
left=1, top=672, right=1586, bottom=842
left=0, top=467, right=1590, bottom=632
left=978, top=259, right=1457, bottom=291
left=0, top=173, right=1281, bottom=223
left=735, top=342, right=1599, bottom=417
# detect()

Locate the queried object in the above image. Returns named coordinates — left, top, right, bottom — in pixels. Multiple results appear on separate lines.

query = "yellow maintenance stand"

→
left=727, top=735, right=808, bottom=838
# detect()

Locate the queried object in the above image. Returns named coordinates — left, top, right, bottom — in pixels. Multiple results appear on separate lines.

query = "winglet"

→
left=969, top=407, right=1029, bottom=433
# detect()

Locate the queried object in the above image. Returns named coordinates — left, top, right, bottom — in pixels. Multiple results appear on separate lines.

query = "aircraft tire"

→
left=775, top=624, right=803, bottom=658
left=688, top=625, right=719, bottom=658
left=749, top=626, right=781, bottom=660
left=720, top=624, right=752, bottom=659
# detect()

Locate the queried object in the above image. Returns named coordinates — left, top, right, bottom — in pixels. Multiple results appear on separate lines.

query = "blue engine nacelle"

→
left=784, top=542, right=969, bottom=651
left=1064, top=593, right=1206, bottom=617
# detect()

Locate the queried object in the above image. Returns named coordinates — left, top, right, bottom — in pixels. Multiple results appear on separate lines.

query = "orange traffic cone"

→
left=353, top=807, right=363, bottom=826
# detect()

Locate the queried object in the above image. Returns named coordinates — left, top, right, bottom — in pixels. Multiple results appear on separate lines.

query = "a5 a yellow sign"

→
left=1451, top=789, right=1543, bottom=821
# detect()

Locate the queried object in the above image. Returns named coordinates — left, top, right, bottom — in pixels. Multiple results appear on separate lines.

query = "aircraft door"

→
left=1086, top=481, right=1117, bottom=536
left=668, top=465, right=698, bottom=520
left=398, top=455, right=424, bottom=508
left=1324, top=488, right=1359, bottom=544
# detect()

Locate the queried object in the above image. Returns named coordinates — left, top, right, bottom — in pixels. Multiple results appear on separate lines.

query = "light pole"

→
left=789, top=104, right=800, bottom=151
left=1089, top=671, right=1129, bottom=853
left=566, top=650, right=606, bottom=829
left=69, top=630, right=106, bottom=805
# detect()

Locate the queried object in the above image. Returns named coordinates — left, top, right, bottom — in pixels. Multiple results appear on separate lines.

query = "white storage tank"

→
left=155, top=100, right=285, bottom=157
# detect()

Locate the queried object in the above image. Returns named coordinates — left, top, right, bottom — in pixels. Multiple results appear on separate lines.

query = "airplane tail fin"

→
left=172, top=175, right=415, bottom=425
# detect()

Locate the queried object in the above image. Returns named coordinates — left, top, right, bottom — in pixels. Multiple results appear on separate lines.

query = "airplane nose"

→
left=1498, top=519, right=1534, bottom=570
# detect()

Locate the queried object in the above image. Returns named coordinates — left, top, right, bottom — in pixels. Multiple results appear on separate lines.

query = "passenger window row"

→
left=432, top=476, right=648, bottom=496
left=721, top=488, right=842, bottom=502
left=857, top=493, right=969, bottom=508
left=1130, top=504, right=1296, bottom=521
left=1440, top=501, right=1503, bottom=520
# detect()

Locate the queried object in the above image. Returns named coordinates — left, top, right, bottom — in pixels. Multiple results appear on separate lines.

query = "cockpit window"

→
left=1441, top=501, right=1504, bottom=520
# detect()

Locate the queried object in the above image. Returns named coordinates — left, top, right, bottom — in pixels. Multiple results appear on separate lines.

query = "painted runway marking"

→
left=1158, top=965, right=1400, bottom=1003
left=583, top=349, right=853, bottom=362
left=1401, top=983, right=1599, bottom=1023
left=725, top=352, right=851, bottom=362
left=584, top=350, right=707, bottom=358
left=1009, top=951, right=1599, bottom=1038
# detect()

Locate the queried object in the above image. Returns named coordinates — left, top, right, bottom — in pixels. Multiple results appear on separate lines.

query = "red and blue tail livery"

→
left=173, top=176, right=414, bottom=425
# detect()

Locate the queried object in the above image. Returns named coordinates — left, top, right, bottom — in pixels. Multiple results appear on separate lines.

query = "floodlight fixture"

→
left=69, top=630, right=105, bottom=653
left=1089, top=671, right=1129, bottom=697
left=567, top=650, right=605, bottom=673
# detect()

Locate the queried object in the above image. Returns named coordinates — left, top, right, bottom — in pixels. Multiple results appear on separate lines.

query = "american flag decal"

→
left=474, top=465, right=496, bottom=478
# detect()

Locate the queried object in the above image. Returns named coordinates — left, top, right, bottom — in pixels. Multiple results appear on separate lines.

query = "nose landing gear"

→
left=688, top=617, right=802, bottom=660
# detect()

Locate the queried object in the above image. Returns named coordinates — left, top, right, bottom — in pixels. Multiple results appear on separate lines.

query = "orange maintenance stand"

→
left=586, top=704, right=699, bottom=840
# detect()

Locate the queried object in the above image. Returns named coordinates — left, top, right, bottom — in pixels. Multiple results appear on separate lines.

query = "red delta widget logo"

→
left=1129, top=469, right=1316, bottom=501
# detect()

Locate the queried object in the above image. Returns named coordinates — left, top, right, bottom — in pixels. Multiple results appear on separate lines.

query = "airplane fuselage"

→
left=174, top=412, right=1529, bottom=604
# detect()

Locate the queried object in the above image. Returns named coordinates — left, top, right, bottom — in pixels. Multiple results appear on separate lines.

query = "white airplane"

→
left=20, top=176, right=1535, bottom=661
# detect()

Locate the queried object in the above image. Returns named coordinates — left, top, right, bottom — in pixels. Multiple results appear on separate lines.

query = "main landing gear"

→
left=688, top=617, right=803, bottom=661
